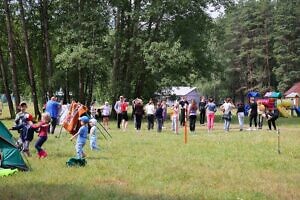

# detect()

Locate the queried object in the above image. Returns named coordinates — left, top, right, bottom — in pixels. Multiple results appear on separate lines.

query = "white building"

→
left=158, top=86, right=201, bottom=106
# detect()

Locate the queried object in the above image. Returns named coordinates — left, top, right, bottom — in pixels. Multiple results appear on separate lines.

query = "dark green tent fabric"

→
left=0, top=121, right=28, bottom=171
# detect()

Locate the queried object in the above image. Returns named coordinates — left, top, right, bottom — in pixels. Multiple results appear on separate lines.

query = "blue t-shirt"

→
left=46, top=100, right=60, bottom=118
left=77, top=125, right=88, bottom=143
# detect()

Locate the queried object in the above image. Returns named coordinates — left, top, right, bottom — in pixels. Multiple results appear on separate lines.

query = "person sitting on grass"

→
left=32, top=112, right=51, bottom=158
left=70, top=116, right=89, bottom=158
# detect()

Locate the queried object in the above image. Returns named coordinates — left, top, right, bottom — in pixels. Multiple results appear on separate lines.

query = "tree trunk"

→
left=78, top=67, right=85, bottom=104
left=4, top=0, right=21, bottom=110
left=40, top=0, right=53, bottom=96
left=112, top=7, right=122, bottom=100
left=18, top=0, right=41, bottom=119
left=0, top=46, right=15, bottom=119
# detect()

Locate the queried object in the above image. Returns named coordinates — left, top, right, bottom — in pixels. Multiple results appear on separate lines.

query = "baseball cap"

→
left=79, top=116, right=89, bottom=123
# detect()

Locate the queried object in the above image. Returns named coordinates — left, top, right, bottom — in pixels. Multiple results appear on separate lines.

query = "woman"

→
left=205, top=98, right=217, bottom=132
left=188, top=99, right=198, bottom=133
left=220, top=98, right=235, bottom=132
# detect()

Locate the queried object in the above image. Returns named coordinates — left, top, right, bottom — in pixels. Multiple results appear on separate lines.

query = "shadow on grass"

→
left=1, top=182, right=180, bottom=200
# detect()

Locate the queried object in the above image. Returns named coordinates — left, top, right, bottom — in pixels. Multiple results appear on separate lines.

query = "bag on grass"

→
left=66, top=157, right=87, bottom=167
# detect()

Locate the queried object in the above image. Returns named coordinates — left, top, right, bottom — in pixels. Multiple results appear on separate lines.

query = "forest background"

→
left=0, top=0, right=299, bottom=119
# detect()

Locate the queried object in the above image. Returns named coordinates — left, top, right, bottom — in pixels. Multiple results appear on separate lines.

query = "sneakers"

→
left=38, top=150, right=47, bottom=158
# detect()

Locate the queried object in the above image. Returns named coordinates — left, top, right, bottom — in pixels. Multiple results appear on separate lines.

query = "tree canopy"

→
left=0, top=0, right=299, bottom=118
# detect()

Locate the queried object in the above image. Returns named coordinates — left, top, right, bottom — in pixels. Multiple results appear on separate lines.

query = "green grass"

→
left=0, top=108, right=300, bottom=200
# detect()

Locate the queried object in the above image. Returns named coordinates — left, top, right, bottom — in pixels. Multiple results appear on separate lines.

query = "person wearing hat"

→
left=11, top=113, right=35, bottom=156
left=89, top=118, right=99, bottom=151
left=14, top=101, right=29, bottom=148
left=70, top=116, right=89, bottom=158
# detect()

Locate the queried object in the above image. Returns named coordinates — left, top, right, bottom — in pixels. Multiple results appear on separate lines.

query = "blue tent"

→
left=247, top=92, right=260, bottom=98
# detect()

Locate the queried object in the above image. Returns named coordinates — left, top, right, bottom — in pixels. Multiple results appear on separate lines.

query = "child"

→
left=14, top=101, right=29, bottom=148
left=32, top=112, right=51, bottom=158
left=11, top=113, right=35, bottom=156
left=70, top=116, right=89, bottom=158
left=89, top=118, right=99, bottom=151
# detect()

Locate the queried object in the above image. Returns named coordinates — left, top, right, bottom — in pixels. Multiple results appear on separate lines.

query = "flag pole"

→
left=184, top=105, right=187, bottom=144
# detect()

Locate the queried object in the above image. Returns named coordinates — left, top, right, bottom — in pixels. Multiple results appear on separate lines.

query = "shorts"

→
left=122, top=112, right=128, bottom=121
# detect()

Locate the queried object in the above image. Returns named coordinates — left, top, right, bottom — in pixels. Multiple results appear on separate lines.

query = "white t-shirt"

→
left=145, top=103, right=155, bottom=115
left=101, top=105, right=111, bottom=116
left=222, top=102, right=235, bottom=114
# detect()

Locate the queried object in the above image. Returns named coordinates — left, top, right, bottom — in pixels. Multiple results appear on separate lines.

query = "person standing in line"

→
left=171, top=102, right=179, bottom=134
left=114, top=96, right=123, bottom=129
left=198, top=96, right=206, bottom=126
left=161, top=100, right=167, bottom=129
left=205, top=98, right=217, bottom=132
left=236, top=102, right=245, bottom=131
left=155, top=102, right=164, bottom=133
left=220, top=97, right=235, bottom=132
left=257, top=102, right=265, bottom=129
left=100, top=101, right=111, bottom=130
left=120, top=97, right=129, bottom=131
left=134, top=98, right=144, bottom=132
left=45, top=96, right=61, bottom=134
left=188, top=99, right=198, bottom=133
left=179, top=96, right=189, bottom=126
left=145, top=99, right=155, bottom=131
left=248, top=97, right=258, bottom=130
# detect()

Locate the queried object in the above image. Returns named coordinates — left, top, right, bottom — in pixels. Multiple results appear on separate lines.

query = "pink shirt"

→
left=32, top=121, right=49, bottom=137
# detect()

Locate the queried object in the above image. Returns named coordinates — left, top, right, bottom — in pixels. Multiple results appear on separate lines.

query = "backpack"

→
left=66, top=157, right=87, bottom=167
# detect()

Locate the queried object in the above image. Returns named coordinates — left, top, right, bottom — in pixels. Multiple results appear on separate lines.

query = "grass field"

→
left=0, top=108, right=299, bottom=200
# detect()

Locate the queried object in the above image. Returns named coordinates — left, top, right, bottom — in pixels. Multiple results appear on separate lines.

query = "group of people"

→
left=11, top=97, right=102, bottom=160
left=110, top=95, right=280, bottom=134
left=10, top=94, right=280, bottom=160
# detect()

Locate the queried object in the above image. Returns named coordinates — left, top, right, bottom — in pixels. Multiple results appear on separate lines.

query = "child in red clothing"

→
left=32, top=112, right=51, bottom=158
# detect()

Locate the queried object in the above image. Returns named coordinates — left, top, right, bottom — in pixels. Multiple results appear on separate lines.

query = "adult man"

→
left=46, top=96, right=61, bottom=134
left=114, top=96, right=123, bottom=129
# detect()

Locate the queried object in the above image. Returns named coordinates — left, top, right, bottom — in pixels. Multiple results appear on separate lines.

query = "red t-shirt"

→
left=120, top=102, right=128, bottom=112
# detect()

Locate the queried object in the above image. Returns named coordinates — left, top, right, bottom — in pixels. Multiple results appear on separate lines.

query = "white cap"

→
left=89, top=118, right=97, bottom=126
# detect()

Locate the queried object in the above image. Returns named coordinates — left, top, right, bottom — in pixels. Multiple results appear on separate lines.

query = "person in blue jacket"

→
left=45, top=96, right=61, bottom=134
